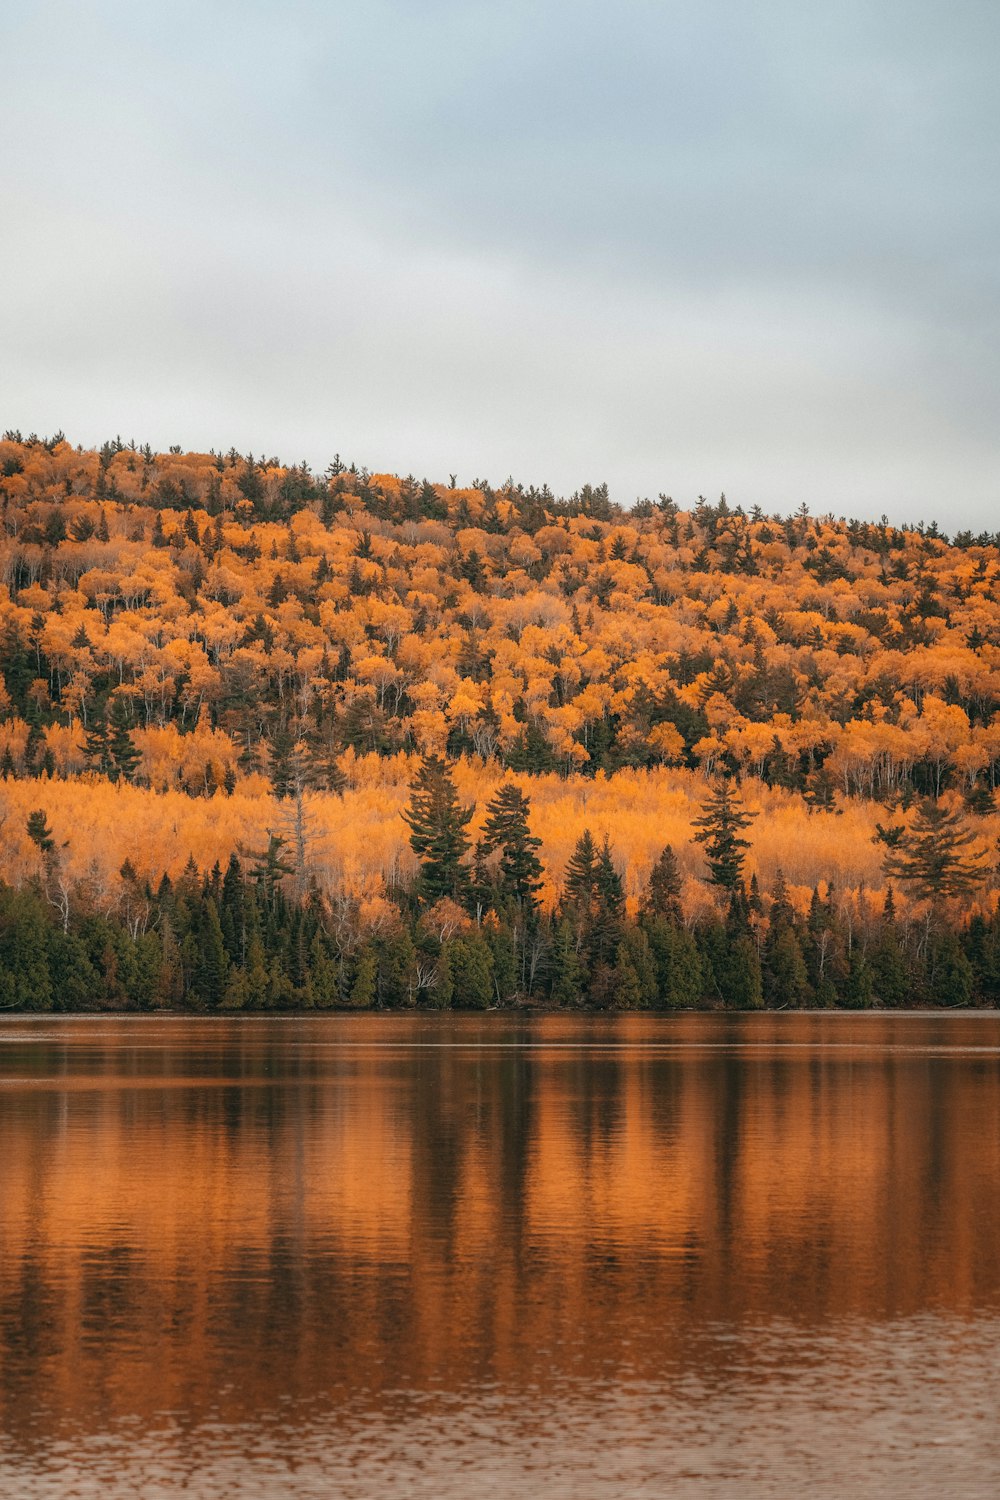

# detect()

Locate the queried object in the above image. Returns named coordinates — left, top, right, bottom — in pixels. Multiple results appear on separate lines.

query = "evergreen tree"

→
left=249, top=833, right=295, bottom=905
left=763, top=871, right=810, bottom=1007
left=242, top=914, right=270, bottom=1009
left=349, top=944, right=378, bottom=1008
left=485, top=922, right=518, bottom=1004
left=192, top=898, right=229, bottom=1008
left=401, top=754, right=474, bottom=904
left=591, top=835, right=625, bottom=965
left=429, top=944, right=454, bottom=1009
left=0, top=887, right=52, bottom=1010
left=563, top=828, right=599, bottom=916
left=377, top=929, right=418, bottom=1007
left=26, top=808, right=55, bottom=855
left=48, top=927, right=99, bottom=1010
left=644, top=844, right=684, bottom=924
left=305, top=930, right=339, bottom=1008
left=843, top=946, right=875, bottom=1009
left=548, top=917, right=583, bottom=1006
left=765, top=927, right=810, bottom=1008
left=449, top=932, right=494, bottom=1009
left=881, top=799, right=988, bottom=903
left=109, top=698, right=141, bottom=783
left=699, top=920, right=763, bottom=1009
left=965, top=907, right=1000, bottom=1004
left=644, top=916, right=704, bottom=1008
left=613, top=927, right=658, bottom=1009
left=691, top=779, right=757, bottom=890
left=928, top=930, right=974, bottom=1006
left=480, top=782, right=543, bottom=914
left=267, top=725, right=301, bottom=800
left=83, top=714, right=113, bottom=777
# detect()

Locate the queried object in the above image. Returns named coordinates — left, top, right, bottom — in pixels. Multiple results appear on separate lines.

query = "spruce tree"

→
left=644, top=844, right=684, bottom=924
left=249, top=833, right=294, bottom=906
left=349, top=945, right=378, bottom=1008
left=645, top=917, right=704, bottom=1008
left=26, top=808, right=55, bottom=855
left=563, top=828, right=599, bottom=914
left=548, top=917, right=583, bottom=1006
left=480, top=782, right=543, bottom=913
left=449, top=932, right=494, bottom=1009
left=691, top=779, right=757, bottom=890
left=401, top=754, right=474, bottom=904
left=83, top=714, right=113, bottom=777
left=109, top=698, right=141, bottom=783
left=306, top=930, right=339, bottom=1008
left=192, top=899, right=228, bottom=1008
left=613, top=928, right=658, bottom=1009
left=591, top=836, right=626, bottom=964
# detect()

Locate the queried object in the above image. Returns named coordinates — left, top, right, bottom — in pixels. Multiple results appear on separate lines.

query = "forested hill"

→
left=0, top=431, right=998, bottom=1012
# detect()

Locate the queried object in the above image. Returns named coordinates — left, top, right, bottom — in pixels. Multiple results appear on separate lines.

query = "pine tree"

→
left=613, top=928, right=657, bottom=1009
left=0, top=888, right=52, bottom=1011
left=881, top=799, right=988, bottom=903
left=193, top=898, right=228, bottom=1007
left=268, top=725, right=301, bottom=800
left=644, top=917, right=704, bottom=1008
left=306, top=930, right=339, bottom=1009
left=83, top=714, right=113, bottom=777
left=249, top=834, right=294, bottom=906
left=563, top=828, right=599, bottom=914
left=591, top=835, right=625, bottom=964
left=109, top=698, right=141, bottom=783
left=449, top=932, right=494, bottom=1009
left=548, top=917, right=583, bottom=1006
left=644, top=844, right=684, bottom=924
left=26, top=808, right=55, bottom=855
left=691, top=779, right=757, bottom=890
left=349, top=944, right=378, bottom=1008
left=401, top=754, right=474, bottom=904
left=480, top=782, right=543, bottom=913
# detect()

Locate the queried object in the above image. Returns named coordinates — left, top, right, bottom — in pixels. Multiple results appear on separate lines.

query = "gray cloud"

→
left=2, top=0, right=998, bottom=526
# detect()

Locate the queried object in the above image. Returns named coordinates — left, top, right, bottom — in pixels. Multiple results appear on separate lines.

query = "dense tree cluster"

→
left=0, top=431, right=998, bottom=1009
left=3, top=767, right=997, bottom=1012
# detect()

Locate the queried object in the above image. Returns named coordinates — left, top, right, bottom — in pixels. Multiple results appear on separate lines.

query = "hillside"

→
left=0, top=431, right=998, bottom=1011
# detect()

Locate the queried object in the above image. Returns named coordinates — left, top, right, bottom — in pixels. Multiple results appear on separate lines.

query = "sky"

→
left=2, top=0, right=998, bottom=528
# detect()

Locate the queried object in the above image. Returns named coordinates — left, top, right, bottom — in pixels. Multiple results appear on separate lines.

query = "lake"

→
left=1, top=1013, right=1000, bottom=1497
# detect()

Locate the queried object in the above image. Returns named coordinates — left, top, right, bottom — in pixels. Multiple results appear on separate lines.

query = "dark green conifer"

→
left=449, top=932, right=494, bottom=1009
left=109, top=698, right=141, bottom=783
left=401, top=754, right=474, bottom=904
left=644, top=844, right=684, bottom=924
left=480, top=782, right=543, bottom=914
left=881, top=799, right=988, bottom=903
left=548, top=917, right=583, bottom=1006
left=691, top=779, right=757, bottom=890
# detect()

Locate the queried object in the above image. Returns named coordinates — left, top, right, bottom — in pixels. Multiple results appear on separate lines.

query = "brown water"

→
left=2, top=1013, right=1000, bottom=1498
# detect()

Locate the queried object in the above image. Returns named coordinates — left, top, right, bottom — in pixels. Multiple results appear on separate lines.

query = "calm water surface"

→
left=2, top=1012, right=1000, bottom=1497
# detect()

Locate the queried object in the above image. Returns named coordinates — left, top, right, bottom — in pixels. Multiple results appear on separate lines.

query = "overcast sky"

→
left=2, top=1, right=998, bottom=527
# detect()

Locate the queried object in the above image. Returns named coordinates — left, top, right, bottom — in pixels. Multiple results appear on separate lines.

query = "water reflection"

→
left=2, top=1014, right=1000, bottom=1496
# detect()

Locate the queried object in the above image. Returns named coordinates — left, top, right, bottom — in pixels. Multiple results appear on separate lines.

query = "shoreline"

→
left=1, top=1005, right=996, bottom=1020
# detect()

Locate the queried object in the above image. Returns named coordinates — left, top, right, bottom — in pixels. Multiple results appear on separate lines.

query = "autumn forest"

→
left=1, top=430, right=999, bottom=1012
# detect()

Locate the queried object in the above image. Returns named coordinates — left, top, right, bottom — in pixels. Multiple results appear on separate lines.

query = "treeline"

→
left=5, top=762, right=997, bottom=1012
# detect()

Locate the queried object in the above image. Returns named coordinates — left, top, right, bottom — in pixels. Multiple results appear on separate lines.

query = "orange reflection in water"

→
left=2, top=1013, right=1000, bottom=1445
